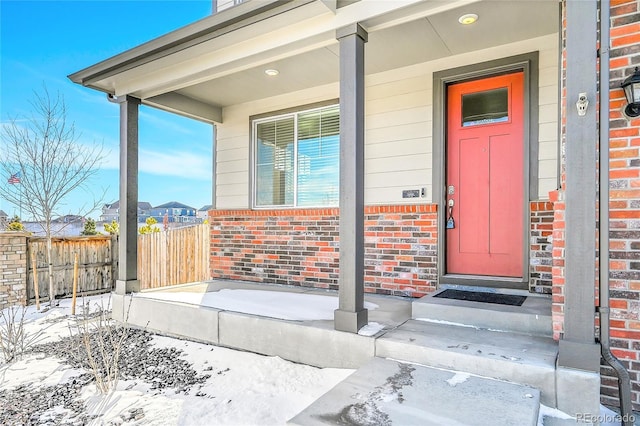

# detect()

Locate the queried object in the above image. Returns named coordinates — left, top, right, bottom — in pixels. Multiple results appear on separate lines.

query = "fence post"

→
left=111, top=234, right=119, bottom=290
left=72, top=252, right=78, bottom=315
left=32, top=250, right=40, bottom=310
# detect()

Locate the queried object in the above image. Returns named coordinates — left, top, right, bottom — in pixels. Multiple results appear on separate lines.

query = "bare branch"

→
left=0, top=87, right=107, bottom=307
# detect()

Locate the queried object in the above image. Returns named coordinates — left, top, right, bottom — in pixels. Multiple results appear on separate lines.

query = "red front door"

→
left=446, top=72, right=524, bottom=277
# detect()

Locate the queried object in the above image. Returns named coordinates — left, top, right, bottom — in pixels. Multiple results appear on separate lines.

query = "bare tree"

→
left=0, top=88, right=106, bottom=307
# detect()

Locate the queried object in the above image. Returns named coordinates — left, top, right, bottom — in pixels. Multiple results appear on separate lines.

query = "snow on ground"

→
left=1, top=353, right=85, bottom=390
left=0, top=295, right=354, bottom=425
left=135, top=289, right=378, bottom=321
left=446, top=372, right=470, bottom=387
left=72, top=336, right=352, bottom=426
left=2, top=294, right=631, bottom=426
left=357, top=322, right=385, bottom=337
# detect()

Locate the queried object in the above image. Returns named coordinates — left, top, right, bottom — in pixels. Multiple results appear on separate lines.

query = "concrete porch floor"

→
left=110, top=279, right=600, bottom=422
left=112, top=279, right=412, bottom=369
left=161, top=279, right=413, bottom=331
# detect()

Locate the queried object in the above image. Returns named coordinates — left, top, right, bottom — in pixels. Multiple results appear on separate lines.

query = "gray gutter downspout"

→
left=598, top=2, right=635, bottom=424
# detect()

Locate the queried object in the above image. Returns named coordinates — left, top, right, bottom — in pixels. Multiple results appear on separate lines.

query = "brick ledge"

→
left=209, top=204, right=438, bottom=217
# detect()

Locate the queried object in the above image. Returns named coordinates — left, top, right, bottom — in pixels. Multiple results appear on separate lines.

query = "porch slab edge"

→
left=111, top=293, right=220, bottom=345
left=218, top=310, right=375, bottom=369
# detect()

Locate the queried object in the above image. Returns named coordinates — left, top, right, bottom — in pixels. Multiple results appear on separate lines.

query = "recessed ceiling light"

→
left=265, top=69, right=279, bottom=76
left=458, top=13, right=478, bottom=25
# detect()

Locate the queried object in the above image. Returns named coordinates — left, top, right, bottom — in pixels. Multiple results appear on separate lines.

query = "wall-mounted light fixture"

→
left=621, top=66, right=640, bottom=117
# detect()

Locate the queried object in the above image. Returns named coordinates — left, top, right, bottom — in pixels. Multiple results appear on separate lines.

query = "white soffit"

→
left=95, top=0, right=558, bottom=114
left=177, top=47, right=340, bottom=108
left=169, top=1, right=558, bottom=108
left=103, top=0, right=463, bottom=98
left=426, top=1, right=559, bottom=55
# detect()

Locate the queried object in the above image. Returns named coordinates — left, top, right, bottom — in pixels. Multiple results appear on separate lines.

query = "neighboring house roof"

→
left=52, top=215, right=84, bottom=223
left=199, top=205, right=213, bottom=211
left=154, top=201, right=196, bottom=210
left=0, top=210, right=7, bottom=218
left=104, top=201, right=152, bottom=210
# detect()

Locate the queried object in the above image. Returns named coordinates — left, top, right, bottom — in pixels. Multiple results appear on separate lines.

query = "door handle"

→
left=447, top=199, right=455, bottom=229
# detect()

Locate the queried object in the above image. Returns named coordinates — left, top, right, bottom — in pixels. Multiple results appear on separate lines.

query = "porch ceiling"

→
left=71, top=0, right=558, bottom=123
left=180, top=0, right=558, bottom=110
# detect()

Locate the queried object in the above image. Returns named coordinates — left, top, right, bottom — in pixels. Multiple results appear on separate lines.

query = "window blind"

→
left=255, top=117, right=295, bottom=206
left=254, top=104, right=339, bottom=207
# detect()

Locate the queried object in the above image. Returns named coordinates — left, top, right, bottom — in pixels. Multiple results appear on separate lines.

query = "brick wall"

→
left=549, top=190, right=566, bottom=341
left=210, top=208, right=340, bottom=288
left=602, top=0, right=640, bottom=411
left=553, top=0, right=568, bottom=341
left=0, top=233, right=29, bottom=310
left=209, top=203, right=554, bottom=298
left=209, top=205, right=438, bottom=296
left=530, top=201, right=554, bottom=294
left=364, top=205, right=437, bottom=297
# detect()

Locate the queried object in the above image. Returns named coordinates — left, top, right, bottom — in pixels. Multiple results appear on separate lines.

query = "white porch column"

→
left=115, top=95, right=140, bottom=294
left=334, top=23, right=368, bottom=333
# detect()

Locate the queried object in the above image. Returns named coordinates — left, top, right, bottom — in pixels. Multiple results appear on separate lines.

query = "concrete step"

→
left=375, top=319, right=558, bottom=406
left=412, top=288, right=553, bottom=337
left=288, top=357, right=541, bottom=426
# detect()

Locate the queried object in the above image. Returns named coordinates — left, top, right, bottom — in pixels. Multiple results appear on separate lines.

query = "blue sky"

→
left=1, top=0, right=214, bottom=220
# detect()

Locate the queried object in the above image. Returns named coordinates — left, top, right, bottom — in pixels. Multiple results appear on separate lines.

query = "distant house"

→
left=24, top=215, right=84, bottom=237
left=0, top=210, right=7, bottom=228
left=149, top=201, right=198, bottom=224
left=100, top=201, right=152, bottom=223
left=197, top=205, right=212, bottom=221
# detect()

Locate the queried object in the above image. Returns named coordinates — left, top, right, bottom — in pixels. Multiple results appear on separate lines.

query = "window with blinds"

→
left=254, top=104, right=339, bottom=208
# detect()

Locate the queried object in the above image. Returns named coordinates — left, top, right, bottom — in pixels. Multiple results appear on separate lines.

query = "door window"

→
left=461, top=87, right=509, bottom=127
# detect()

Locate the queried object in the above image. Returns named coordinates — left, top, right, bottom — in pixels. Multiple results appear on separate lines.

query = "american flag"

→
left=8, top=173, right=20, bottom=184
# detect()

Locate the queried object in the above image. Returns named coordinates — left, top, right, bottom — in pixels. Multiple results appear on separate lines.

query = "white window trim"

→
left=251, top=103, right=339, bottom=210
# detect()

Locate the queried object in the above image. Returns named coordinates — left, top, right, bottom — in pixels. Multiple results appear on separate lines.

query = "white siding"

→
left=537, top=40, right=560, bottom=199
left=215, top=0, right=244, bottom=13
left=215, top=34, right=559, bottom=209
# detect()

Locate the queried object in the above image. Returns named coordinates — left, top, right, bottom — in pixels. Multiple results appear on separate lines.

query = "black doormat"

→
left=434, top=289, right=527, bottom=306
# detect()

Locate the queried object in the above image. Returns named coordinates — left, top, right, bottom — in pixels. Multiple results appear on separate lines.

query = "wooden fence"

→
left=24, top=223, right=210, bottom=301
left=27, top=235, right=116, bottom=302
left=137, top=223, right=210, bottom=289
